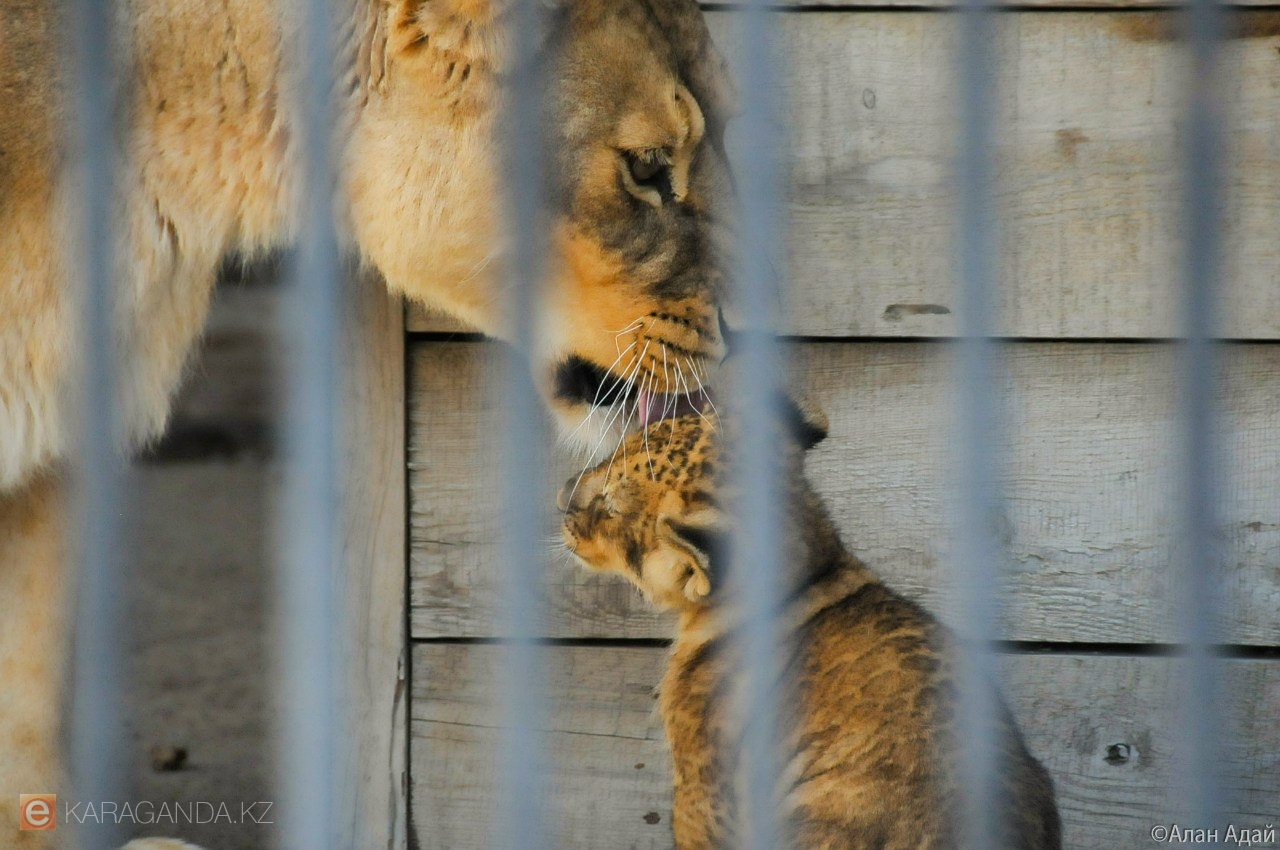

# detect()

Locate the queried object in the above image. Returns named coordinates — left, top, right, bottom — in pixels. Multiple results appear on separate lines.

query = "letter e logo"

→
left=19, top=795, right=56, bottom=831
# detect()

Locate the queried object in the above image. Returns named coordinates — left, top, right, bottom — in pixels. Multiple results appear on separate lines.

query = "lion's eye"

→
left=623, top=150, right=674, bottom=203
left=629, top=156, right=664, bottom=183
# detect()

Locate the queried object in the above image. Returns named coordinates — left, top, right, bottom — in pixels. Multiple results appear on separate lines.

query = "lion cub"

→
left=558, top=405, right=1061, bottom=850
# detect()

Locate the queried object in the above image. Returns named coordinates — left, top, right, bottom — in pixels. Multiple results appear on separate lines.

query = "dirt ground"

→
left=120, top=270, right=280, bottom=850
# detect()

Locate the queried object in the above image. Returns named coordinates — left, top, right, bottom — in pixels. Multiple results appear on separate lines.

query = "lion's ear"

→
left=644, top=0, right=739, bottom=125
left=386, top=0, right=500, bottom=29
left=378, top=0, right=563, bottom=70
left=382, top=0, right=472, bottom=55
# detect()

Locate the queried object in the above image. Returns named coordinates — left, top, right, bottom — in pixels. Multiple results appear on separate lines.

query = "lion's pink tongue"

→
left=638, top=388, right=657, bottom=427
left=638, top=389, right=705, bottom=427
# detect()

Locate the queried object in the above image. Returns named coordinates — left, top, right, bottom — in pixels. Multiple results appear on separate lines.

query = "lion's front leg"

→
left=0, top=472, right=70, bottom=849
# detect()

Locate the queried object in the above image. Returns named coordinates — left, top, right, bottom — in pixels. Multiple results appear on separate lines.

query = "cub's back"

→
left=790, top=580, right=1061, bottom=850
left=788, top=582, right=952, bottom=848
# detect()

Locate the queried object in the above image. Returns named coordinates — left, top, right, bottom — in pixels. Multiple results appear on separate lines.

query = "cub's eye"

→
left=622, top=150, right=673, bottom=205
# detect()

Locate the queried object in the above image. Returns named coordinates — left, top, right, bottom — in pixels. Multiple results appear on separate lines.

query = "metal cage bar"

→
left=731, top=0, right=788, bottom=848
left=276, top=0, right=344, bottom=846
left=68, top=0, right=128, bottom=847
left=1179, top=0, right=1226, bottom=832
left=953, top=0, right=1005, bottom=847
left=498, top=2, right=552, bottom=850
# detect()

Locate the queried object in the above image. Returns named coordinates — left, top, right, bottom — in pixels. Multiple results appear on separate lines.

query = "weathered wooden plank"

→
left=408, top=340, right=1280, bottom=644
left=409, top=644, right=1280, bottom=850
left=338, top=269, right=408, bottom=850
left=704, top=1, right=1280, bottom=6
left=409, top=11, right=1280, bottom=338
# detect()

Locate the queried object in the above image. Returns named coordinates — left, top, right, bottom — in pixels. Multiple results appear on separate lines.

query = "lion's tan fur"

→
left=1, top=0, right=733, bottom=845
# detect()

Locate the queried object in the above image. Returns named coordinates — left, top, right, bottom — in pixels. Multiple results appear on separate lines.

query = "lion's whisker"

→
left=604, top=405, right=629, bottom=481
left=566, top=343, right=645, bottom=450
left=561, top=344, right=639, bottom=446
left=640, top=367, right=657, bottom=481
left=608, top=316, right=646, bottom=337
left=690, top=359, right=721, bottom=422
left=677, top=357, right=714, bottom=427
left=567, top=353, right=637, bottom=446
left=661, top=343, right=671, bottom=396
left=600, top=364, right=645, bottom=483
left=617, top=386, right=641, bottom=474
left=659, top=346, right=680, bottom=429
left=658, top=348, right=683, bottom=477
left=576, top=367, right=637, bottom=480
left=610, top=316, right=646, bottom=355
left=566, top=356, right=644, bottom=505
left=591, top=357, right=643, bottom=456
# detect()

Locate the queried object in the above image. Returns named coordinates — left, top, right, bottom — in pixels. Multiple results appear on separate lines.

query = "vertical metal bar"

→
left=1178, top=0, right=1226, bottom=835
left=68, top=0, right=128, bottom=847
left=497, top=1, right=550, bottom=849
left=732, top=2, right=786, bottom=848
left=277, top=0, right=343, bottom=845
left=953, top=0, right=1003, bottom=846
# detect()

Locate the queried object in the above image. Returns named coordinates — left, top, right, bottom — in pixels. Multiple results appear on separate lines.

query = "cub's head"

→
left=558, top=398, right=828, bottom=613
left=349, top=0, right=737, bottom=451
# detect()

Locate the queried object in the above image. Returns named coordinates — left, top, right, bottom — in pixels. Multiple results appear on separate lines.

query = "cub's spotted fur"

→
left=559, top=407, right=1062, bottom=850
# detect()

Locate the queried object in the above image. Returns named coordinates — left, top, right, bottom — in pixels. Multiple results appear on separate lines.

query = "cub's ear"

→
left=656, top=509, right=728, bottom=602
left=776, top=391, right=828, bottom=451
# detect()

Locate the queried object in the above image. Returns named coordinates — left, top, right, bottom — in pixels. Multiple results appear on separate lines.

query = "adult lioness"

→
left=0, top=0, right=734, bottom=845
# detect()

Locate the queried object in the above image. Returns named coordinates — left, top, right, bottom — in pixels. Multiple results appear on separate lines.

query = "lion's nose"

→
left=556, top=479, right=575, bottom=512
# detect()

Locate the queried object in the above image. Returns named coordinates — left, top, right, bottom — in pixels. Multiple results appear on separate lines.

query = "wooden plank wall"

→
left=404, top=5, right=1280, bottom=850
left=339, top=269, right=408, bottom=850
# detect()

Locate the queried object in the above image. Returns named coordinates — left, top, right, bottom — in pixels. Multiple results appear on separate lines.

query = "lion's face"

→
left=348, top=0, right=736, bottom=451
left=537, top=2, right=736, bottom=453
